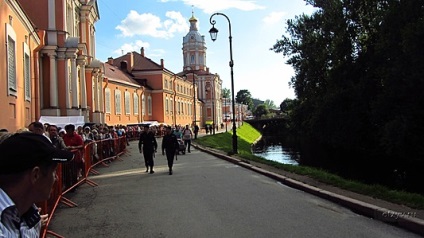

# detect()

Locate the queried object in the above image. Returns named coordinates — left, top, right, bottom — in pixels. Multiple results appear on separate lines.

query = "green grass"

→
left=195, top=123, right=424, bottom=209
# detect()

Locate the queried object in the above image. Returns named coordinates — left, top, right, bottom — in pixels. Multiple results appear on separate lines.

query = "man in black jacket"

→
left=162, top=126, right=179, bottom=175
left=138, top=125, right=157, bottom=174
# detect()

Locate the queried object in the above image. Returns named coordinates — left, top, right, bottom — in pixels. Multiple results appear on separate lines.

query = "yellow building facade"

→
left=0, top=0, right=42, bottom=131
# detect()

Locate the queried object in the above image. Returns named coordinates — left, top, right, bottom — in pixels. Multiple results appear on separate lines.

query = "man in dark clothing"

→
left=162, top=126, right=179, bottom=175
left=47, top=125, right=68, bottom=150
left=138, top=125, right=158, bottom=174
left=193, top=124, right=199, bottom=139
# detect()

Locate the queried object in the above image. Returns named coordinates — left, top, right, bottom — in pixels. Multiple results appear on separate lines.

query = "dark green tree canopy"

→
left=271, top=0, right=424, bottom=190
left=253, top=104, right=269, bottom=118
left=236, top=89, right=254, bottom=110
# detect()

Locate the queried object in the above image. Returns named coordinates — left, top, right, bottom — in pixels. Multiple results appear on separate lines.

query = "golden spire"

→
left=189, top=5, right=197, bottom=22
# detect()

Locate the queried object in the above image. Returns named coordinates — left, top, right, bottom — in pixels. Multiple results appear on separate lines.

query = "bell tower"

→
left=182, top=10, right=207, bottom=71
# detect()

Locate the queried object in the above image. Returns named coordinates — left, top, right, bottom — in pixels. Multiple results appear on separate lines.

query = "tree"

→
left=253, top=104, right=269, bottom=118
left=280, top=98, right=296, bottom=115
left=264, top=99, right=277, bottom=109
left=235, top=89, right=253, bottom=110
left=271, top=0, right=424, bottom=191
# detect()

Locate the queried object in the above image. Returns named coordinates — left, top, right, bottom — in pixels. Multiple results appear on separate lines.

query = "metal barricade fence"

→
left=38, top=136, right=128, bottom=238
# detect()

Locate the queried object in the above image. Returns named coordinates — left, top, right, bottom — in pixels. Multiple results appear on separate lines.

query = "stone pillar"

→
left=78, top=59, right=87, bottom=110
left=70, top=56, right=79, bottom=108
left=48, top=53, right=58, bottom=108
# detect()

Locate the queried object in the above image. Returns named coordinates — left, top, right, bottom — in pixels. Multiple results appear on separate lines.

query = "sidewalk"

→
left=192, top=133, right=424, bottom=236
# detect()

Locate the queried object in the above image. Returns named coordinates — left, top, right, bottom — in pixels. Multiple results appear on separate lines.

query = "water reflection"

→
left=252, top=136, right=300, bottom=166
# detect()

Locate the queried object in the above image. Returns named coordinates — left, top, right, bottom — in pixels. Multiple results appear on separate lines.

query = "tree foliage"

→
left=253, top=104, right=269, bottom=118
left=236, top=89, right=254, bottom=110
left=264, top=99, right=277, bottom=109
left=222, top=88, right=231, bottom=99
left=271, top=0, right=424, bottom=191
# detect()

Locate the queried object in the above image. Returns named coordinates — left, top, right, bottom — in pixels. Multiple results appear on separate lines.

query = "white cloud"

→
left=113, top=40, right=150, bottom=56
left=263, top=11, right=287, bottom=25
left=183, top=0, right=265, bottom=14
left=116, top=10, right=189, bottom=38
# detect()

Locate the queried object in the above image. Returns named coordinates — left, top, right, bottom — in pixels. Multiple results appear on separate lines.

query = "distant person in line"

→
left=47, top=125, right=68, bottom=150
left=63, top=124, right=84, bottom=184
left=138, top=125, right=157, bottom=174
left=0, top=132, right=73, bottom=237
left=193, top=124, right=199, bottom=139
left=162, top=126, right=179, bottom=175
left=182, top=125, right=193, bottom=153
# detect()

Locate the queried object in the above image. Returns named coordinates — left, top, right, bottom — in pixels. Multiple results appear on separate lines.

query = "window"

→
left=170, top=100, right=173, bottom=113
left=115, top=90, right=122, bottom=115
left=133, top=93, right=139, bottom=115
left=165, top=97, right=169, bottom=112
left=124, top=91, right=130, bottom=115
left=148, top=96, right=152, bottom=115
left=165, top=80, right=168, bottom=89
left=178, top=101, right=181, bottom=114
left=24, top=43, right=31, bottom=101
left=142, top=95, right=145, bottom=116
left=105, top=88, right=111, bottom=113
left=6, top=24, right=17, bottom=96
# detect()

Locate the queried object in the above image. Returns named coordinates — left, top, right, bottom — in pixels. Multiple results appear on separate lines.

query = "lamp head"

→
left=209, top=26, right=218, bottom=41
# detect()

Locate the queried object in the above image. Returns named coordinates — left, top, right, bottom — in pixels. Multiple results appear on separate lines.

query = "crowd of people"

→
left=0, top=121, right=201, bottom=237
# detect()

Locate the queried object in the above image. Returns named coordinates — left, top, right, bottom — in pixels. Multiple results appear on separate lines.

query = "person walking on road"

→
left=182, top=125, right=193, bottom=153
left=193, top=124, right=199, bottom=139
left=138, top=125, right=157, bottom=174
left=162, top=126, right=179, bottom=175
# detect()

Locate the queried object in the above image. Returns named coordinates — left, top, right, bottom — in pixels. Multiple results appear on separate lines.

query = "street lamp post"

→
left=209, top=12, right=237, bottom=154
left=224, top=97, right=227, bottom=132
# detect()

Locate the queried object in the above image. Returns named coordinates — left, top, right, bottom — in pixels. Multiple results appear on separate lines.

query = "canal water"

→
left=252, top=136, right=300, bottom=166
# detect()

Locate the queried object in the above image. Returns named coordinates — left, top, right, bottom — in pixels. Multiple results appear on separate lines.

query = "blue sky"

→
left=95, top=0, right=315, bottom=105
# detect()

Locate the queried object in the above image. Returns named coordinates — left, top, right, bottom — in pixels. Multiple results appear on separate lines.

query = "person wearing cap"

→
left=82, top=126, right=93, bottom=143
left=161, top=126, right=179, bottom=175
left=58, top=129, right=66, bottom=138
left=138, top=125, right=157, bottom=173
left=0, top=132, right=74, bottom=237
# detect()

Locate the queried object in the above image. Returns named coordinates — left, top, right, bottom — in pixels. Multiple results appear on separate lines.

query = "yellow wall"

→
left=0, top=1, right=41, bottom=131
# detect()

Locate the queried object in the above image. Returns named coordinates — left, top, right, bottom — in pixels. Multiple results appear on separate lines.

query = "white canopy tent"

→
left=39, top=116, right=85, bottom=129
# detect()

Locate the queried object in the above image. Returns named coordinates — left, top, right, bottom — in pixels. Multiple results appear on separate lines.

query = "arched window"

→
left=105, top=88, right=111, bottom=113
left=148, top=96, right=152, bottom=115
left=133, top=93, right=139, bottom=115
left=115, top=90, right=122, bottom=115
left=124, top=91, right=130, bottom=115
left=142, top=95, right=145, bottom=116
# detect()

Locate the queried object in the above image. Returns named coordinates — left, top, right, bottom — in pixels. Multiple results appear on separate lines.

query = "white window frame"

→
left=133, top=93, right=139, bottom=115
left=105, top=88, right=111, bottom=113
left=23, top=42, right=31, bottom=101
left=6, top=24, right=17, bottom=96
left=115, top=90, right=122, bottom=115
left=124, top=91, right=130, bottom=115
left=142, top=95, right=145, bottom=116
left=148, top=96, right=152, bottom=115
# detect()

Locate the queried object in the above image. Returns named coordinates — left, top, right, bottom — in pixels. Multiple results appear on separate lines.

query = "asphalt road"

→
left=49, top=140, right=420, bottom=238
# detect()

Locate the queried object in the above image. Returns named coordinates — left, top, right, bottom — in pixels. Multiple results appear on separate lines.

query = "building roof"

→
left=113, top=51, right=164, bottom=72
left=103, top=63, right=141, bottom=87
